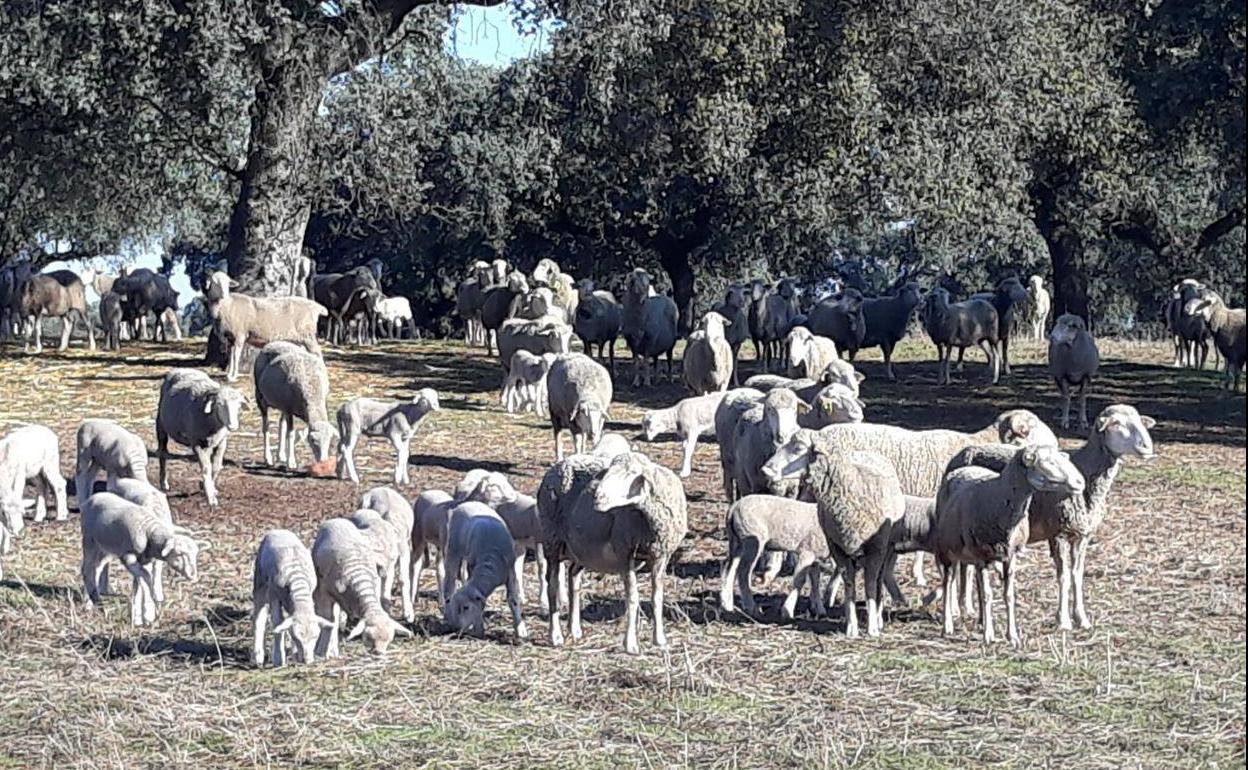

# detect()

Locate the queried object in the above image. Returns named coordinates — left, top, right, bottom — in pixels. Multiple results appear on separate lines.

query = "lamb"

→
left=922, top=287, right=1000, bottom=385
left=311, top=518, right=412, bottom=657
left=456, top=260, right=493, bottom=346
left=101, top=477, right=174, bottom=602
left=713, top=387, right=765, bottom=501
left=1024, top=275, right=1051, bottom=341
left=719, top=494, right=829, bottom=620
left=944, top=404, right=1155, bottom=630
left=374, top=296, right=417, bottom=340
left=642, top=391, right=731, bottom=478
left=251, top=529, right=333, bottom=666
left=460, top=471, right=549, bottom=609
left=572, top=279, right=622, bottom=375
left=546, top=353, right=613, bottom=460
left=19, top=273, right=95, bottom=353
left=1186, top=292, right=1246, bottom=391
left=785, top=326, right=840, bottom=381
left=155, top=368, right=247, bottom=507
left=440, top=502, right=529, bottom=639
left=853, top=282, right=923, bottom=380
left=496, top=317, right=573, bottom=371
left=806, top=289, right=866, bottom=359
left=203, top=271, right=328, bottom=382
left=748, top=278, right=801, bottom=372
left=99, top=291, right=123, bottom=351
left=1048, top=313, right=1100, bottom=429
left=621, top=269, right=679, bottom=387
left=335, top=389, right=440, bottom=485
left=80, top=491, right=202, bottom=627
left=932, top=444, right=1083, bottom=645
left=682, top=311, right=734, bottom=395
left=75, top=419, right=149, bottom=506
left=360, top=486, right=417, bottom=619
left=501, top=350, right=556, bottom=417
left=348, top=508, right=409, bottom=620
left=767, top=443, right=906, bottom=637
left=410, top=488, right=456, bottom=602
left=716, top=284, right=750, bottom=385
left=731, top=388, right=807, bottom=500
left=253, top=341, right=338, bottom=469
left=538, top=451, right=687, bottom=653
left=0, top=424, right=68, bottom=523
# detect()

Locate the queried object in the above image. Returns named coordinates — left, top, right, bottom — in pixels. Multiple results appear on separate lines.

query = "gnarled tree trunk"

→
left=1030, top=180, right=1091, bottom=322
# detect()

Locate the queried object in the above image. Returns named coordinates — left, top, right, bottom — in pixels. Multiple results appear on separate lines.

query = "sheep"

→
left=335, top=389, right=440, bottom=485
left=311, top=518, right=412, bottom=657
left=621, top=268, right=679, bottom=387
left=1024, top=275, right=1051, bottom=341
left=19, top=273, right=95, bottom=353
left=440, top=501, right=529, bottom=639
left=312, top=268, right=381, bottom=346
left=75, top=419, right=149, bottom=507
left=922, top=287, right=1000, bottom=385
left=713, top=387, right=765, bottom=501
left=251, top=529, right=333, bottom=666
left=496, top=317, right=573, bottom=371
left=966, top=276, right=1028, bottom=376
left=785, top=326, right=840, bottom=380
left=747, top=278, right=801, bottom=372
left=1048, top=313, right=1100, bottom=429
left=456, top=260, right=493, bottom=346
left=573, top=279, right=623, bottom=375
left=203, top=272, right=328, bottom=382
left=806, top=289, right=866, bottom=359
left=798, top=383, right=866, bottom=429
left=288, top=254, right=315, bottom=298
left=253, top=341, right=338, bottom=469
left=0, top=424, right=68, bottom=523
left=1166, top=279, right=1212, bottom=369
left=716, top=284, right=750, bottom=385
left=538, top=451, right=687, bottom=653
left=546, top=353, right=613, bottom=460
left=1186, top=292, right=1246, bottom=391
left=766, top=443, right=906, bottom=637
left=99, top=291, right=123, bottom=351
left=746, top=358, right=864, bottom=401
left=0, top=492, right=22, bottom=580
left=374, top=296, right=417, bottom=340
left=501, top=350, right=556, bottom=417
left=682, top=310, right=734, bottom=395
left=719, top=494, right=829, bottom=620
left=944, top=404, right=1155, bottom=630
left=348, top=508, right=409, bottom=620
left=101, top=477, right=173, bottom=601
left=460, top=471, right=549, bottom=610
left=852, top=282, right=923, bottom=381
left=932, top=444, right=1084, bottom=645
left=731, top=388, right=807, bottom=500
left=112, top=269, right=182, bottom=342
left=642, top=391, right=731, bottom=478
left=155, top=368, right=247, bottom=507
left=360, top=486, right=417, bottom=620
left=480, top=272, right=530, bottom=354
left=80, top=491, right=202, bottom=627
left=411, top=488, right=456, bottom=602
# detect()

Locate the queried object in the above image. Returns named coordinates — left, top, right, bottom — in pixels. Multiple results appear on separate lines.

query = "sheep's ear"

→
left=203, top=396, right=216, bottom=414
left=1140, top=416, right=1156, bottom=429
left=273, top=616, right=296, bottom=634
left=853, top=372, right=866, bottom=384
left=160, top=542, right=174, bottom=558
left=346, top=619, right=367, bottom=641
left=1094, top=412, right=1115, bottom=433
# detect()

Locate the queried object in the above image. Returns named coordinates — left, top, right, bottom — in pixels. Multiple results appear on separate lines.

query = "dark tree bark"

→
left=1030, top=180, right=1091, bottom=321
left=658, top=248, right=697, bottom=335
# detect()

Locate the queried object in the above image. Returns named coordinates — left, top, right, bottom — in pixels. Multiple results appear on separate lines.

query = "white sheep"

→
left=102, top=477, right=173, bottom=602
left=360, top=486, right=417, bottom=622
left=785, top=326, right=840, bottom=380
left=311, top=518, right=412, bottom=657
left=0, top=423, right=68, bottom=523
left=440, top=502, right=529, bottom=640
left=348, top=508, right=408, bottom=620
left=75, top=419, right=149, bottom=505
left=155, top=368, right=247, bottom=506
left=251, top=529, right=333, bottom=666
left=501, top=350, right=557, bottom=417
left=253, top=341, right=338, bottom=468
left=374, top=296, right=416, bottom=339
left=720, top=494, right=829, bottom=620
left=336, top=389, right=440, bottom=485
left=203, top=271, right=328, bottom=382
left=546, top=353, right=613, bottom=460
left=682, top=311, right=734, bottom=395
left=641, top=391, right=730, bottom=478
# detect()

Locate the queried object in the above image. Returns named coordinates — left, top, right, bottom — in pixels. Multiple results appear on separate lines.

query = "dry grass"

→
left=0, top=336, right=1243, bottom=769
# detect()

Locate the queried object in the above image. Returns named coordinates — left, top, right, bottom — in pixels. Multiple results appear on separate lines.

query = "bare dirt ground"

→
left=0, top=335, right=1243, bottom=769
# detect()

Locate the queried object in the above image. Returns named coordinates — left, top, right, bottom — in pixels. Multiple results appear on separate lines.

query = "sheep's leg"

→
left=679, top=432, right=697, bottom=478
left=250, top=597, right=269, bottom=666
left=1003, top=556, right=1021, bottom=646
left=882, top=341, right=896, bottom=381
left=782, top=551, right=816, bottom=620
left=261, top=406, right=274, bottom=466
left=553, top=427, right=565, bottom=462
left=535, top=544, right=549, bottom=612
left=439, top=552, right=461, bottom=611
left=195, top=446, right=218, bottom=506
left=212, top=437, right=227, bottom=474
left=390, top=435, right=410, bottom=486
left=720, top=549, right=742, bottom=613
left=911, top=551, right=927, bottom=587
left=33, top=312, right=43, bottom=353
left=398, top=547, right=414, bottom=622
left=977, top=564, right=994, bottom=644
left=822, top=563, right=844, bottom=609
left=1048, top=538, right=1071, bottom=631
left=81, top=547, right=104, bottom=607
left=841, top=558, right=859, bottom=638
left=760, top=550, right=784, bottom=588
left=271, top=602, right=289, bottom=667
left=941, top=562, right=956, bottom=636
left=156, top=428, right=170, bottom=492
left=58, top=313, right=72, bottom=351
left=607, top=339, right=616, bottom=377
left=1058, top=379, right=1072, bottom=430
left=622, top=566, right=640, bottom=654
left=954, top=346, right=965, bottom=372
left=505, top=568, right=529, bottom=640
left=569, top=565, right=584, bottom=640
left=511, top=548, right=527, bottom=606
left=336, top=434, right=359, bottom=483
left=1000, top=334, right=1011, bottom=376
left=959, top=564, right=975, bottom=618
left=883, top=550, right=907, bottom=607
left=808, top=564, right=826, bottom=617
left=1072, top=536, right=1091, bottom=629
left=546, top=553, right=564, bottom=647
left=864, top=552, right=885, bottom=637
left=1077, top=380, right=1089, bottom=430
left=650, top=555, right=669, bottom=648
left=151, top=560, right=165, bottom=603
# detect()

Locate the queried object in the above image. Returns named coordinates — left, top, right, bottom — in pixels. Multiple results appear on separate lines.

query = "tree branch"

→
left=1191, top=206, right=1244, bottom=255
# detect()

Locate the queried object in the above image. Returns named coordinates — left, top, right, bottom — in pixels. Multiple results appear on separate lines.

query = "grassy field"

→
left=0, top=336, right=1243, bottom=769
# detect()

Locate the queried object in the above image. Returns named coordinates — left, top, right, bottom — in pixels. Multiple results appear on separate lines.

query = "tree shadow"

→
left=407, top=453, right=516, bottom=475
left=77, top=634, right=252, bottom=667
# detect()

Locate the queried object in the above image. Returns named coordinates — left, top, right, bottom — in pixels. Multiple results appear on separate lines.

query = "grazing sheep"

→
left=311, top=518, right=412, bottom=658
left=923, top=287, right=1000, bottom=385
left=502, top=350, right=557, bottom=417
left=374, top=296, right=417, bottom=340
left=440, top=502, right=529, bottom=639
left=932, top=444, right=1084, bottom=645
left=456, top=260, right=493, bottom=347
left=806, top=289, right=866, bottom=360
left=945, top=404, right=1154, bottom=630
left=682, top=311, right=735, bottom=395
left=716, top=284, right=751, bottom=385
left=720, top=494, right=829, bottom=619
left=767, top=442, right=906, bottom=637
left=1024, top=275, right=1051, bottom=341
left=785, top=326, right=840, bottom=381
left=573, top=279, right=622, bottom=375
left=203, top=272, right=327, bottom=382
left=1186, top=292, right=1246, bottom=391
left=461, top=471, right=549, bottom=609
left=99, top=291, right=123, bottom=351
left=731, top=388, right=807, bottom=500
left=253, top=342, right=337, bottom=469
left=75, top=419, right=149, bottom=506
left=497, top=317, right=573, bottom=371
left=336, top=389, right=440, bottom=485
left=0, top=424, right=68, bottom=523
left=713, top=388, right=766, bottom=501
left=854, top=282, right=923, bottom=380
left=748, top=278, right=801, bottom=372
left=80, top=491, right=202, bottom=627
left=155, top=368, right=246, bottom=506
left=360, top=486, right=417, bottom=620
left=251, top=529, right=333, bottom=666
left=1048, top=314, right=1100, bottom=429
left=348, top=508, right=408, bottom=620
left=102, top=477, right=173, bottom=601
left=538, top=451, right=687, bottom=653
left=546, top=353, right=613, bottom=460
left=19, top=273, right=95, bottom=353
left=642, top=391, right=730, bottom=478
left=411, top=488, right=456, bottom=602
left=798, top=383, right=866, bottom=429
left=621, top=269, right=679, bottom=387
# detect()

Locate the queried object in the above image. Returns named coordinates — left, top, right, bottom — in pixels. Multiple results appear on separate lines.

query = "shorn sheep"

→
left=203, top=271, right=328, bottom=382
left=336, top=389, right=440, bottom=485
left=19, top=273, right=95, bottom=353
left=459, top=471, right=549, bottom=609
left=0, top=424, right=69, bottom=523
left=75, top=419, right=149, bottom=505
left=155, top=368, right=247, bottom=507
left=923, top=287, right=1000, bottom=385
left=1186, top=292, right=1246, bottom=391
left=311, top=518, right=412, bottom=657
left=546, top=353, right=613, bottom=460
left=251, top=529, right=333, bottom=666
left=440, top=502, right=529, bottom=640
left=682, top=310, right=734, bottom=395
left=1048, top=313, right=1100, bottom=429
left=253, top=341, right=338, bottom=469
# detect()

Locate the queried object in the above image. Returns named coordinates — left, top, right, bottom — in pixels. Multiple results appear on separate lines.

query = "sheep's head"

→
left=995, top=409, right=1055, bottom=447
left=1183, top=292, right=1221, bottom=321
left=1172, top=278, right=1204, bottom=301
left=471, top=260, right=492, bottom=283
left=206, top=386, right=247, bottom=431
left=592, top=432, right=632, bottom=458
left=1094, top=405, right=1156, bottom=460
left=576, top=278, right=596, bottom=301
left=786, top=326, right=813, bottom=368
left=1, top=490, right=25, bottom=540
left=454, top=468, right=492, bottom=502
left=348, top=609, right=412, bottom=654
left=205, top=271, right=233, bottom=300
left=446, top=585, right=487, bottom=636
left=468, top=472, right=519, bottom=507
left=1048, top=313, right=1087, bottom=347
left=490, top=259, right=509, bottom=285
left=776, top=278, right=798, bottom=300
left=532, top=258, right=560, bottom=287
left=414, top=388, right=441, bottom=413
left=998, top=276, right=1028, bottom=304
left=724, top=284, right=748, bottom=310
left=925, top=286, right=951, bottom=310
left=699, top=310, right=731, bottom=337
left=760, top=429, right=819, bottom=491
left=763, top=387, right=806, bottom=441
left=526, top=287, right=555, bottom=317
left=161, top=531, right=206, bottom=582
left=749, top=279, right=768, bottom=302
left=814, top=384, right=865, bottom=424
left=1019, top=445, right=1085, bottom=495
left=307, top=420, right=339, bottom=462
left=1028, top=275, right=1045, bottom=290
left=592, top=452, right=653, bottom=512
left=896, top=281, right=923, bottom=310
left=837, top=287, right=865, bottom=312
left=572, top=401, right=607, bottom=447
left=818, top=359, right=864, bottom=396
left=273, top=611, right=335, bottom=664
left=627, top=269, right=652, bottom=300
left=506, top=272, right=529, bottom=294
left=641, top=411, right=664, bottom=442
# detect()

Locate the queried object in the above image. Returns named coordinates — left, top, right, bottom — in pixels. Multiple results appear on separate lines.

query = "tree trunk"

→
left=1030, top=181, right=1091, bottom=322
left=659, top=248, right=697, bottom=335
